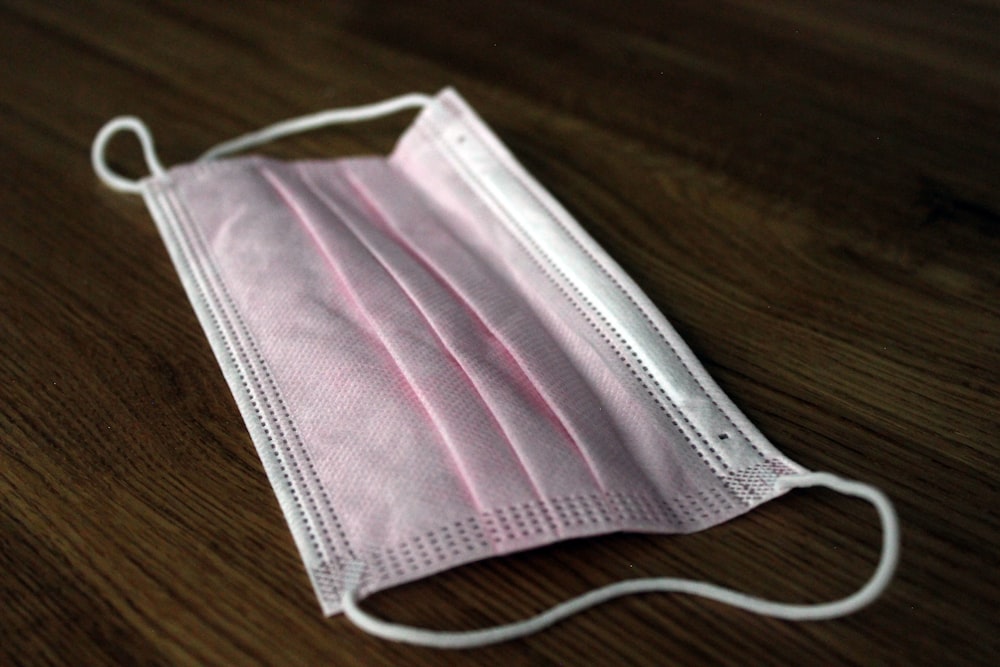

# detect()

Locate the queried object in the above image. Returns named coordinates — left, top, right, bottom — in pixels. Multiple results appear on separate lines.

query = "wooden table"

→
left=3, top=2, right=997, bottom=665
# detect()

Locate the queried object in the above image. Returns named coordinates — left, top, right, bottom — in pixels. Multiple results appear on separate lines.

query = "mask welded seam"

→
left=390, top=137, right=681, bottom=494
left=168, top=191, right=356, bottom=605
left=155, top=184, right=335, bottom=571
left=416, top=121, right=732, bottom=484
left=170, top=180, right=356, bottom=565
left=153, top=180, right=356, bottom=591
left=368, top=482, right=738, bottom=587
left=362, top=448, right=778, bottom=592
left=147, top=186, right=323, bottom=574
left=429, top=108, right=734, bottom=477
left=419, top=123, right=726, bottom=483
left=435, top=97, right=768, bottom=465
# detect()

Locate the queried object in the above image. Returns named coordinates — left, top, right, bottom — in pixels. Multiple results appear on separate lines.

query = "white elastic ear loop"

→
left=91, top=116, right=166, bottom=194
left=197, top=92, right=433, bottom=162
left=341, top=472, right=900, bottom=649
left=92, top=93, right=431, bottom=193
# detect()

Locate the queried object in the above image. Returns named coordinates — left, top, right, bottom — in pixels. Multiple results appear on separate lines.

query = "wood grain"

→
left=1, top=1, right=997, bottom=665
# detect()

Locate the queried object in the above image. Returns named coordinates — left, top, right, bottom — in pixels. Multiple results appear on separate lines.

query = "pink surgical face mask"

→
left=92, top=89, right=899, bottom=648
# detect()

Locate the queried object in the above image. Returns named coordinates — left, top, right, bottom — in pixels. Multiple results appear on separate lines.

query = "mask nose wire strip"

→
left=197, top=92, right=433, bottom=162
left=341, top=471, right=900, bottom=649
left=91, top=116, right=166, bottom=194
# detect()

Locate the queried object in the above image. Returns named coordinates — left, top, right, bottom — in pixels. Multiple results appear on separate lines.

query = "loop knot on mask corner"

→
left=91, top=116, right=166, bottom=194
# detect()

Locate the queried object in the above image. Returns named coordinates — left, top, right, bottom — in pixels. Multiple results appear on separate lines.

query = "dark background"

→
left=2, top=1, right=997, bottom=665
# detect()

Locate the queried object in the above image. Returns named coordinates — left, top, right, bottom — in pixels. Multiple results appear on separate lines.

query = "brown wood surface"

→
left=2, top=1, right=998, bottom=665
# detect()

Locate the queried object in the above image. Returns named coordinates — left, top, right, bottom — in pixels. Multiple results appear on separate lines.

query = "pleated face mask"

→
left=92, top=89, right=899, bottom=648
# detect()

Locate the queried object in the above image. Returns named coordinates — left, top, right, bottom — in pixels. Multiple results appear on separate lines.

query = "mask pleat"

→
left=263, top=162, right=562, bottom=518
left=330, top=161, right=631, bottom=506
